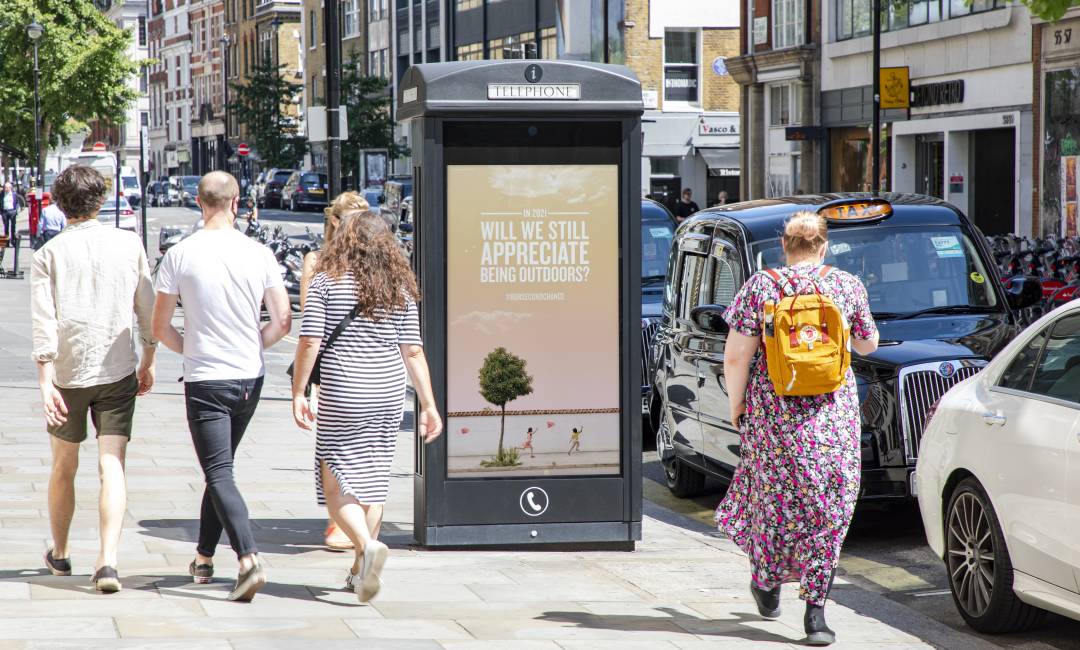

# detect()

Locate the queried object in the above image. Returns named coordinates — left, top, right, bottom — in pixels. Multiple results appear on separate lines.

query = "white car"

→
left=916, top=300, right=1080, bottom=634
left=97, top=197, right=138, bottom=232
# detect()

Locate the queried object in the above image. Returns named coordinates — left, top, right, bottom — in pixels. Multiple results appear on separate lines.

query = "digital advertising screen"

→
left=445, top=164, right=621, bottom=478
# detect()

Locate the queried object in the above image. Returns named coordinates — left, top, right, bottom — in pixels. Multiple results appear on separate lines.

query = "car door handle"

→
left=981, top=411, right=1007, bottom=426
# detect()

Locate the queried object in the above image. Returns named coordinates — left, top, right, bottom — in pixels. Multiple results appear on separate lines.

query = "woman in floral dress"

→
left=716, top=211, right=879, bottom=646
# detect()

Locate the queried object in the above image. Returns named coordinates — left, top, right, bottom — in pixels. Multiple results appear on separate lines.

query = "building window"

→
left=344, top=0, right=361, bottom=38
left=368, top=0, right=388, bottom=21
left=141, top=111, right=149, bottom=128
left=769, top=83, right=801, bottom=126
left=663, top=29, right=698, bottom=105
left=837, top=0, right=1005, bottom=40
left=652, top=158, right=680, bottom=175
left=311, top=76, right=321, bottom=105
left=455, top=41, right=483, bottom=61
left=141, top=68, right=148, bottom=93
left=489, top=32, right=537, bottom=59
left=456, top=0, right=482, bottom=9
left=310, top=10, right=317, bottom=49
left=772, top=0, right=804, bottom=49
left=539, top=26, right=557, bottom=59
left=138, top=16, right=147, bottom=46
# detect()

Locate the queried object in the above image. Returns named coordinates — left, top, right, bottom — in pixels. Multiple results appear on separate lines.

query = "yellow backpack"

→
left=762, top=266, right=850, bottom=396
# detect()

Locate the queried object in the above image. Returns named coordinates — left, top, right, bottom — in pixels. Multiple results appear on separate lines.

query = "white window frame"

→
left=662, top=28, right=702, bottom=112
left=768, top=82, right=801, bottom=127
left=772, top=0, right=804, bottom=49
left=344, top=0, right=361, bottom=38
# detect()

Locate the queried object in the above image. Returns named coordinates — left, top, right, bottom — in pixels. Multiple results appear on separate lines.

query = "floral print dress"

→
left=715, top=262, right=877, bottom=606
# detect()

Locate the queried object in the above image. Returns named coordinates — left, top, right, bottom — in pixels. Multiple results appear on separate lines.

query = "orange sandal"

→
left=325, top=521, right=354, bottom=551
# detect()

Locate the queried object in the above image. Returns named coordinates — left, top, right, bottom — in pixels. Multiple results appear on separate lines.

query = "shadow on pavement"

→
left=537, top=607, right=802, bottom=643
left=135, top=518, right=416, bottom=554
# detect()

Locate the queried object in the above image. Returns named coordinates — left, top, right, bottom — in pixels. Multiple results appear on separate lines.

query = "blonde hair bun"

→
left=782, top=211, right=828, bottom=255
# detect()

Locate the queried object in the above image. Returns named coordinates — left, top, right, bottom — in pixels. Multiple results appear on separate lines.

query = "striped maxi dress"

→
left=300, top=271, right=422, bottom=505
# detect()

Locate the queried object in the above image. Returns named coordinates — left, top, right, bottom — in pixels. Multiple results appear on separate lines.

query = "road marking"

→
left=911, top=589, right=952, bottom=597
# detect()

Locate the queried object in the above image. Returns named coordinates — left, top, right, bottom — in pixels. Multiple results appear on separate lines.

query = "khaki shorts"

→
left=48, top=373, right=139, bottom=444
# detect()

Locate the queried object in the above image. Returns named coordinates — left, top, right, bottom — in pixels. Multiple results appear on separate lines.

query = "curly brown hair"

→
left=315, top=209, right=418, bottom=320
left=52, top=165, right=107, bottom=219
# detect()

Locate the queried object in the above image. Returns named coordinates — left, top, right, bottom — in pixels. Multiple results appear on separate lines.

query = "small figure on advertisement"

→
left=521, top=427, right=537, bottom=458
left=568, top=427, right=583, bottom=455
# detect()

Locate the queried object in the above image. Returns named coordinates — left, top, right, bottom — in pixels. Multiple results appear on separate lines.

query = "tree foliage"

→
left=340, top=49, right=409, bottom=178
left=478, top=347, right=533, bottom=457
left=229, top=55, right=306, bottom=169
left=0, top=0, right=139, bottom=159
left=1022, top=0, right=1079, bottom=21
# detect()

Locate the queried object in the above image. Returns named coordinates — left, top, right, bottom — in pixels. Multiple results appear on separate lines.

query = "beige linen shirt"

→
left=30, top=219, right=157, bottom=389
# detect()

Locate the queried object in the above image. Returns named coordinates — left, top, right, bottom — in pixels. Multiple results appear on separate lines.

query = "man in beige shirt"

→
left=30, top=165, right=157, bottom=593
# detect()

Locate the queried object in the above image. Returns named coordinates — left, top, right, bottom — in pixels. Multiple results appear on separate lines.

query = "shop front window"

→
left=830, top=126, right=891, bottom=192
left=1042, top=67, right=1080, bottom=237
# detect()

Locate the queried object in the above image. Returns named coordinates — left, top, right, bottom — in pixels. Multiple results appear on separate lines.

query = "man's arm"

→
left=133, top=246, right=158, bottom=394
left=151, top=292, right=184, bottom=354
left=261, top=285, right=292, bottom=349
left=30, top=252, right=68, bottom=426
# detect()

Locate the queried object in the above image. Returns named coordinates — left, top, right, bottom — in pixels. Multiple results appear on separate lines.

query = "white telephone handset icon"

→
left=527, top=492, right=542, bottom=511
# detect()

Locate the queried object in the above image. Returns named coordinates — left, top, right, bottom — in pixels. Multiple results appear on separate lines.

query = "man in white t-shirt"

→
left=151, top=171, right=291, bottom=602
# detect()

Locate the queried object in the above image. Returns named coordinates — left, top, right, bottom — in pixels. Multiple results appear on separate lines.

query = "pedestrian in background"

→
left=716, top=211, right=879, bottom=646
left=30, top=165, right=157, bottom=593
left=291, top=210, right=442, bottom=604
left=299, top=191, right=369, bottom=551
left=1, top=181, right=18, bottom=239
left=714, top=190, right=729, bottom=207
left=673, top=188, right=700, bottom=223
left=39, top=201, right=67, bottom=245
left=152, top=171, right=292, bottom=602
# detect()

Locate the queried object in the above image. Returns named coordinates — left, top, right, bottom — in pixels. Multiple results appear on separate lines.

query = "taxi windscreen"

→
left=750, top=225, right=999, bottom=316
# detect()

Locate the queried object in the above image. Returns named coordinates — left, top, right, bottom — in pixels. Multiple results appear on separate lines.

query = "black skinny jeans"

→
left=184, top=377, right=263, bottom=559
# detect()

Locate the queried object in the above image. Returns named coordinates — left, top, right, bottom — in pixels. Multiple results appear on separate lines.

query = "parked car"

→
left=640, top=198, right=677, bottom=441
left=178, top=175, right=200, bottom=207
left=119, top=167, right=141, bottom=208
left=98, top=196, right=138, bottom=232
left=915, top=300, right=1080, bottom=634
left=282, top=171, right=329, bottom=211
left=362, top=186, right=384, bottom=209
left=650, top=193, right=1042, bottom=499
left=259, top=168, right=298, bottom=208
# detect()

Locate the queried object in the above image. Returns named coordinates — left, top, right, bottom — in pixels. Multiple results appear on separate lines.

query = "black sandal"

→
left=91, top=566, right=121, bottom=593
left=44, top=549, right=71, bottom=577
left=189, top=561, right=214, bottom=584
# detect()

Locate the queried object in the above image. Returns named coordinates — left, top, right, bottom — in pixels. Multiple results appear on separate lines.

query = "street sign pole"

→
left=115, top=145, right=122, bottom=229
left=871, top=0, right=882, bottom=194
left=139, top=126, right=147, bottom=250
left=324, top=0, right=342, bottom=200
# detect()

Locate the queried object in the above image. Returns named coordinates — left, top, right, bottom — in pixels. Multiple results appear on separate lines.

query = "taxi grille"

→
left=899, top=361, right=983, bottom=460
left=641, top=320, right=661, bottom=387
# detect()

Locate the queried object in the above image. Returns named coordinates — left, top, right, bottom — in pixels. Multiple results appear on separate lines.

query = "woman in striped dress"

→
left=291, top=210, right=443, bottom=603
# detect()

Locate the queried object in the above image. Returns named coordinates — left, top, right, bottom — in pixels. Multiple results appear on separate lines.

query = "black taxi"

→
left=649, top=194, right=1043, bottom=500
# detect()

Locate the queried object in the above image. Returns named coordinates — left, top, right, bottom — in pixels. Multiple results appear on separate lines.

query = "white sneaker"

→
left=357, top=540, right=388, bottom=603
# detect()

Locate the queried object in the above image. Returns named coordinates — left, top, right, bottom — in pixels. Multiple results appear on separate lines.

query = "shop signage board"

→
left=753, top=17, right=768, bottom=46
left=785, top=126, right=824, bottom=141
left=911, top=80, right=964, bottom=108
left=698, top=115, right=739, bottom=136
left=879, top=67, right=910, bottom=110
left=1042, top=18, right=1080, bottom=60
left=398, top=60, right=644, bottom=549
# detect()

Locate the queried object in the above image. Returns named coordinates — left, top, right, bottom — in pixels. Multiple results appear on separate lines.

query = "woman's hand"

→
left=293, top=395, right=315, bottom=430
left=419, top=406, right=443, bottom=443
left=730, top=399, right=746, bottom=429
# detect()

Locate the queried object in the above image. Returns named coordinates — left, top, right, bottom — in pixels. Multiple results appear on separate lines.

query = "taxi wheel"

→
left=945, top=478, right=1044, bottom=633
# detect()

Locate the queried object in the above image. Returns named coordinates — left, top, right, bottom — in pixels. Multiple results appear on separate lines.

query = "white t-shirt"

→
left=154, top=227, right=284, bottom=382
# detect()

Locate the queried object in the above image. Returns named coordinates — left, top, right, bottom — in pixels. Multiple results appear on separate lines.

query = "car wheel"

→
left=665, top=456, right=706, bottom=499
left=945, top=478, right=1045, bottom=633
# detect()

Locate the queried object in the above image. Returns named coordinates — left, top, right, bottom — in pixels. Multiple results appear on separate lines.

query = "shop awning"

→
left=643, top=143, right=691, bottom=157
left=697, top=147, right=740, bottom=172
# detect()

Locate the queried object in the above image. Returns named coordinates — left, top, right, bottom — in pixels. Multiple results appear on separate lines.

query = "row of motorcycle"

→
left=990, top=234, right=1080, bottom=322
left=154, top=218, right=321, bottom=309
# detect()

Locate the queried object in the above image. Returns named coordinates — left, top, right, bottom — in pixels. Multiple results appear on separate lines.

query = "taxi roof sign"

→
left=818, top=198, right=893, bottom=222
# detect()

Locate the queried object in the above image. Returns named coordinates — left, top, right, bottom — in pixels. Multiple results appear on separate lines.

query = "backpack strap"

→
left=763, top=268, right=794, bottom=296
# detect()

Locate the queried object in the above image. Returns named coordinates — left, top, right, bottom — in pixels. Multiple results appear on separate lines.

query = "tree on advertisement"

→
left=478, top=347, right=533, bottom=466
left=340, top=50, right=409, bottom=180
left=0, top=0, right=138, bottom=160
left=229, top=56, right=306, bottom=169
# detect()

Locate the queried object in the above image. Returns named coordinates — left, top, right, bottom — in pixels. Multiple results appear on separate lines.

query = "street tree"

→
left=1022, top=0, right=1079, bottom=21
left=229, top=56, right=306, bottom=169
left=341, top=50, right=409, bottom=183
left=478, top=347, right=533, bottom=461
left=0, top=0, right=138, bottom=162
